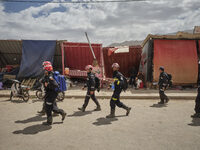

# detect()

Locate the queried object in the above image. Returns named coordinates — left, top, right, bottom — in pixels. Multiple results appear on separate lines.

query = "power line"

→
left=1, top=0, right=147, bottom=4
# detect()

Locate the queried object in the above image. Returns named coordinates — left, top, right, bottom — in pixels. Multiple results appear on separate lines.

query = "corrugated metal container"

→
left=53, top=41, right=66, bottom=71
left=103, top=46, right=142, bottom=78
left=0, top=40, right=22, bottom=67
left=63, top=42, right=103, bottom=71
left=140, top=38, right=199, bottom=85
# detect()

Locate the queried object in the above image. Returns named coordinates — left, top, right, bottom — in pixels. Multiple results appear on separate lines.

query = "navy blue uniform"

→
left=158, top=72, right=169, bottom=103
left=194, top=84, right=200, bottom=113
left=110, top=71, right=129, bottom=110
left=44, top=72, right=65, bottom=124
left=81, top=72, right=100, bottom=110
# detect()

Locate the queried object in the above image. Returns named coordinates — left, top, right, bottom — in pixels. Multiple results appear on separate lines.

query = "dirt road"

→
left=0, top=97, right=200, bottom=150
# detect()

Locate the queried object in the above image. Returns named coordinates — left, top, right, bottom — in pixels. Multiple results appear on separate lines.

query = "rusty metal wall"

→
left=153, top=39, right=198, bottom=84
left=103, top=46, right=142, bottom=78
left=63, top=42, right=103, bottom=70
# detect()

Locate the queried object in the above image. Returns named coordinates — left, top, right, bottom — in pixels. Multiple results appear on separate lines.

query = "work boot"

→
left=158, top=101, right=164, bottom=104
left=165, top=98, right=170, bottom=103
left=191, top=113, right=200, bottom=118
left=121, top=105, right=131, bottom=116
left=37, top=110, right=45, bottom=116
left=43, top=116, right=52, bottom=125
left=62, top=112, right=67, bottom=121
left=106, top=109, right=115, bottom=118
left=78, top=107, right=85, bottom=112
left=94, top=106, right=101, bottom=111
left=52, top=112, right=59, bottom=116
left=126, top=107, right=132, bottom=116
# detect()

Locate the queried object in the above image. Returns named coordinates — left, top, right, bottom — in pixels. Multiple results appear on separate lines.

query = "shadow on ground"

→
left=32, top=99, right=43, bottom=103
left=13, top=124, right=52, bottom=135
left=68, top=110, right=93, bottom=117
left=93, top=117, right=118, bottom=126
left=115, top=115, right=127, bottom=118
left=10, top=99, right=26, bottom=103
left=188, top=118, right=200, bottom=126
left=15, top=115, right=46, bottom=124
left=0, top=99, right=11, bottom=103
left=53, top=122, right=63, bottom=125
left=150, top=103, right=168, bottom=108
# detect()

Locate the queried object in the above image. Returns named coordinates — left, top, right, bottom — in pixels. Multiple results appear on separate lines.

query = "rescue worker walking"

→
left=37, top=61, right=59, bottom=116
left=106, top=63, right=131, bottom=118
left=78, top=65, right=101, bottom=112
left=158, top=66, right=169, bottom=104
left=191, top=85, right=200, bottom=118
left=42, top=63, right=66, bottom=125
left=129, top=66, right=137, bottom=88
left=191, top=61, right=200, bottom=118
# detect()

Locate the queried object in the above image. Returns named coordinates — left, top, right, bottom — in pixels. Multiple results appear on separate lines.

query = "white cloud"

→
left=0, top=0, right=200, bottom=46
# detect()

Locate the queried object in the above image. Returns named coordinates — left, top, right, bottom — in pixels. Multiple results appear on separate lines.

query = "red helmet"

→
left=43, top=61, right=52, bottom=67
left=43, top=65, right=53, bottom=72
left=112, top=63, right=120, bottom=68
left=85, top=65, right=93, bottom=70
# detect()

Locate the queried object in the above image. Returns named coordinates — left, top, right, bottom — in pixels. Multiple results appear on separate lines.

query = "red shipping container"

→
left=62, top=42, right=103, bottom=77
left=103, top=46, right=142, bottom=78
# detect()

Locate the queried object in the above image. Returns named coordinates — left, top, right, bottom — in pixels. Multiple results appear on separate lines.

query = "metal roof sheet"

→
left=0, top=40, right=66, bottom=70
left=142, top=32, right=200, bottom=47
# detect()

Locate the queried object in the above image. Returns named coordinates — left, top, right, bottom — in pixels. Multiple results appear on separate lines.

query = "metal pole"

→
left=85, top=32, right=96, bottom=60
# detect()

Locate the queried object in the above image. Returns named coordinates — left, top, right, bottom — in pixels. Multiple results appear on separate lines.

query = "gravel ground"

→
left=0, top=97, right=200, bottom=150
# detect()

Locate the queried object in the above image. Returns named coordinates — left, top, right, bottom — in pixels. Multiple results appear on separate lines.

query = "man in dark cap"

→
left=129, top=66, right=137, bottom=88
left=158, top=66, right=169, bottom=104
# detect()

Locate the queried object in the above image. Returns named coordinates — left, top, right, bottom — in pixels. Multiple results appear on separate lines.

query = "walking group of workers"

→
left=37, top=60, right=200, bottom=125
left=38, top=61, right=132, bottom=125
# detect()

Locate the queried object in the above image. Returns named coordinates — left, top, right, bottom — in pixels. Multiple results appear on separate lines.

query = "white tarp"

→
left=114, top=46, right=129, bottom=53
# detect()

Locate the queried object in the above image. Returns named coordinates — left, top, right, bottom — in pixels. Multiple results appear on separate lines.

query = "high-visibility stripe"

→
left=112, top=97, right=117, bottom=100
left=117, top=81, right=120, bottom=85
left=46, top=102, right=53, bottom=105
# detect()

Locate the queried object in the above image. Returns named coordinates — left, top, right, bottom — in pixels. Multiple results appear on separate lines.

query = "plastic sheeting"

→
left=153, top=39, right=198, bottom=84
left=18, top=40, right=56, bottom=78
left=139, top=40, right=153, bottom=82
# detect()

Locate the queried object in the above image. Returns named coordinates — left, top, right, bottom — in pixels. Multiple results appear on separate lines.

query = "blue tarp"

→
left=18, top=40, right=56, bottom=78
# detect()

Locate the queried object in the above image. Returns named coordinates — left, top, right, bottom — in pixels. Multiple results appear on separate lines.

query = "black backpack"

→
left=122, top=76, right=128, bottom=92
left=95, top=76, right=100, bottom=92
left=166, top=73, right=172, bottom=87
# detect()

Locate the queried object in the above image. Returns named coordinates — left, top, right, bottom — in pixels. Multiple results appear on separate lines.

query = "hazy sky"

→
left=0, top=0, right=199, bottom=46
